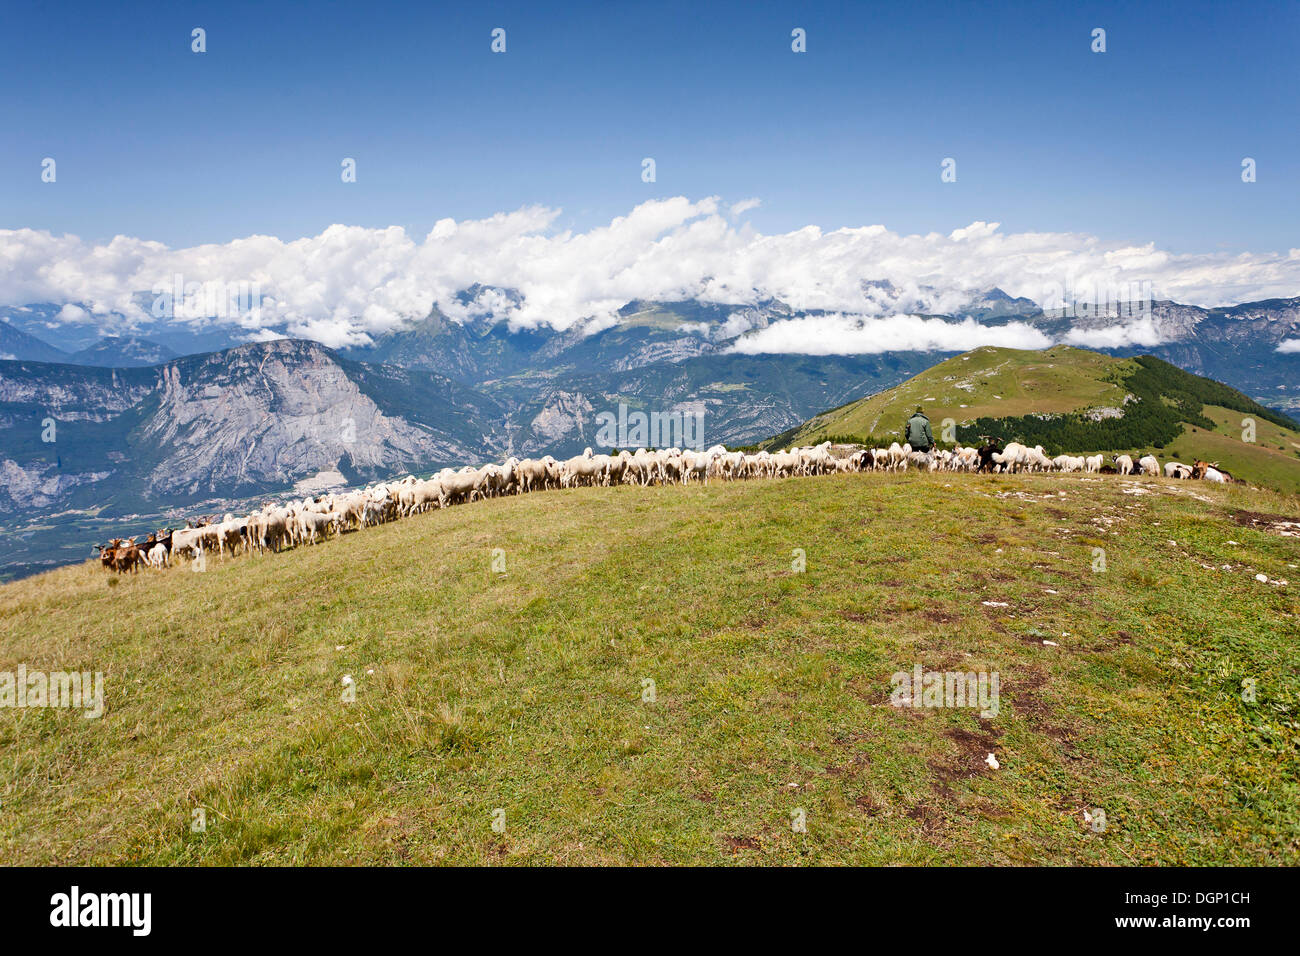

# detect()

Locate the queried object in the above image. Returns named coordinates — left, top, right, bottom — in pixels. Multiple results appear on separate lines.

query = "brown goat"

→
left=95, top=538, right=123, bottom=570
left=111, top=537, right=144, bottom=573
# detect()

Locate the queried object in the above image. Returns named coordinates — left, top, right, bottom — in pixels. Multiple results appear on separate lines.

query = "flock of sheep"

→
left=93, top=440, right=1232, bottom=573
left=971, top=441, right=1230, bottom=482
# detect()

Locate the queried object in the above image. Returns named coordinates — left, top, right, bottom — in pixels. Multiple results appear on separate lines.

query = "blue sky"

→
left=2, top=0, right=1297, bottom=254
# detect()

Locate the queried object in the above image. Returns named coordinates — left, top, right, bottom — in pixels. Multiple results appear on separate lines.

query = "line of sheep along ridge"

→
left=94, top=440, right=1235, bottom=573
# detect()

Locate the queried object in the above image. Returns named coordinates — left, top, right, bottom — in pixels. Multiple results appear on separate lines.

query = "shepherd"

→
left=905, top=406, right=933, bottom=453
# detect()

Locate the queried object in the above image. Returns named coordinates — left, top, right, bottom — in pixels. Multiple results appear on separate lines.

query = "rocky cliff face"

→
left=135, top=340, right=490, bottom=496
left=0, top=459, right=111, bottom=513
left=0, top=340, right=505, bottom=513
left=1108, top=299, right=1300, bottom=346
left=0, top=362, right=154, bottom=420
left=1035, top=297, right=1300, bottom=347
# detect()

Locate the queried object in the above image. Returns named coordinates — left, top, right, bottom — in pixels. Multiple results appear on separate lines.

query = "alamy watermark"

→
left=151, top=274, right=261, bottom=321
left=594, top=403, right=706, bottom=450
left=50, top=886, right=150, bottom=936
left=1, top=665, right=103, bottom=718
left=1038, top=278, right=1153, bottom=320
left=890, top=664, right=999, bottom=718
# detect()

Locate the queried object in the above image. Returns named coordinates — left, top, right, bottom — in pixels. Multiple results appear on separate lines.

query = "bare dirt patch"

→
left=849, top=679, right=891, bottom=705
left=905, top=803, right=946, bottom=834
left=1086, top=629, right=1137, bottom=651
left=922, top=608, right=959, bottom=625
left=928, top=725, right=1000, bottom=793
left=1229, top=509, right=1300, bottom=537
left=1005, top=667, right=1053, bottom=719
left=1040, top=722, right=1081, bottom=758
left=724, top=835, right=761, bottom=854
left=855, top=794, right=883, bottom=815
left=824, top=751, right=872, bottom=777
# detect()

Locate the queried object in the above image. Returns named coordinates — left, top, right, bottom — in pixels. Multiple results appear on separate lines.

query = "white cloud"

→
left=1277, top=338, right=1300, bottom=354
left=728, top=313, right=1052, bottom=355
left=242, top=328, right=289, bottom=344
left=1064, top=316, right=1165, bottom=349
left=1, top=199, right=1298, bottom=355
left=56, top=303, right=89, bottom=324
left=949, top=221, right=1002, bottom=242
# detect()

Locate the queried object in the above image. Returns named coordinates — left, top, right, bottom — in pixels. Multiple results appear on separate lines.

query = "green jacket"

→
left=905, top=413, right=933, bottom=449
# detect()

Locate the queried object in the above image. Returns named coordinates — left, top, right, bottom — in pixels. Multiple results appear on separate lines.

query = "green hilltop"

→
left=763, top=346, right=1300, bottom=494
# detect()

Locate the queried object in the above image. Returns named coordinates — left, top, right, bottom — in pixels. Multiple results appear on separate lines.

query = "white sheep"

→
left=992, top=442, right=1026, bottom=473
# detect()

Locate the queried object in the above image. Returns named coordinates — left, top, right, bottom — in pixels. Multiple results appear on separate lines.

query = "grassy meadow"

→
left=1, top=471, right=1298, bottom=865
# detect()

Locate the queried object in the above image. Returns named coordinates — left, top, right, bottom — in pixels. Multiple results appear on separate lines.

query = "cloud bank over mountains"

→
left=3, top=196, right=1299, bottom=353
left=729, top=313, right=1053, bottom=355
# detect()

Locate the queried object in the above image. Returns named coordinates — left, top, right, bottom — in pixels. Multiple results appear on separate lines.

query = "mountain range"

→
left=1, top=287, right=1298, bottom=523
left=4, top=287, right=1299, bottom=403
left=0, top=319, right=178, bottom=368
